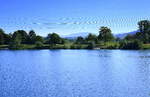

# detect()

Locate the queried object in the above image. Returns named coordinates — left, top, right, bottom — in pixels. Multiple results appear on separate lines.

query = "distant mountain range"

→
left=62, top=32, right=91, bottom=39
left=62, top=30, right=139, bottom=39
left=114, top=30, right=139, bottom=39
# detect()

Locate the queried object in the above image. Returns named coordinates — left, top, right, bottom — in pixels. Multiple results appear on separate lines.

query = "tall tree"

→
left=29, top=30, right=36, bottom=44
left=35, top=35, right=44, bottom=48
left=47, top=33, right=62, bottom=45
left=98, top=26, right=114, bottom=42
left=0, top=29, right=5, bottom=45
left=13, top=30, right=28, bottom=44
left=136, top=20, right=150, bottom=43
left=86, top=33, right=97, bottom=43
left=4, top=33, right=11, bottom=44
left=10, top=31, right=22, bottom=49
left=76, top=36, right=84, bottom=44
left=138, top=20, right=150, bottom=33
left=35, top=35, right=44, bottom=43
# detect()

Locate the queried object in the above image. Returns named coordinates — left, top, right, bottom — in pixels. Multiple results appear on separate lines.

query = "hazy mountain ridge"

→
left=114, top=30, right=139, bottom=39
left=63, top=30, right=139, bottom=39
left=62, top=32, right=92, bottom=39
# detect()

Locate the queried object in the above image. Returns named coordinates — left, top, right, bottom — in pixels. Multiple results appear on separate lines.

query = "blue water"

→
left=0, top=50, right=150, bottom=97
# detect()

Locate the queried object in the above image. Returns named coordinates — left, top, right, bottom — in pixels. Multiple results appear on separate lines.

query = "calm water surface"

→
left=0, top=50, right=150, bottom=97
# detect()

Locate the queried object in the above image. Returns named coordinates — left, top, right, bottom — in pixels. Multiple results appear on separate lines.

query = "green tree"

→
left=134, top=32, right=144, bottom=42
left=4, top=33, right=11, bottom=44
left=35, top=41, right=44, bottom=48
left=35, top=35, right=44, bottom=43
left=61, top=38, right=67, bottom=44
left=12, top=30, right=28, bottom=44
left=138, top=20, right=150, bottom=33
left=76, top=36, right=84, bottom=44
left=47, top=33, right=62, bottom=45
left=29, top=30, right=36, bottom=44
left=86, top=42, right=96, bottom=49
left=0, top=29, right=5, bottom=45
left=34, top=36, right=44, bottom=49
left=134, top=20, right=150, bottom=43
left=98, top=26, right=114, bottom=42
left=124, top=34, right=135, bottom=41
left=9, top=32, right=22, bottom=49
left=119, top=40, right=142, bottom=50
left=0, top=29, right=11, bottom=45
left=86, top=33, right=97, bottom=43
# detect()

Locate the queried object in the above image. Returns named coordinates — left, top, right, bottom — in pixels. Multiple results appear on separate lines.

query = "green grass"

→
left=1, top=43, right=150, bottom=50
left=142, top=44, right=150, bottom=49
left=96, top=42, right=120, bottom=49
left=0, top=45, right=9, bottom=49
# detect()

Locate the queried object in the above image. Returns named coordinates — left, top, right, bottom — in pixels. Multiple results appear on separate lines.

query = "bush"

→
left=35, top=41, right=44, bottom=49
left=86, top=42, right=95, bottom=49
left=70, top=44, right=88, bottom=49
left=119, top=40, right=142, bottom=50
left=9, top=42, right=21, bottom=50
left=70, top=44, right=82, bottom=49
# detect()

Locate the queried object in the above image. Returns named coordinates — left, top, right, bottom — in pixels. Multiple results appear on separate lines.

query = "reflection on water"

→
left=0, top=50, right=150, bottom=97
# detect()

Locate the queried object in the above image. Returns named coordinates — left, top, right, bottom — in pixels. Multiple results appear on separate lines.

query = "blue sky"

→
left=0, top=0, right=150, bottom=36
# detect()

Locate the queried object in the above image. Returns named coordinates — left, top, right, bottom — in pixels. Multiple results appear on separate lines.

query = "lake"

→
left=0, top=50, right=150, bottom=97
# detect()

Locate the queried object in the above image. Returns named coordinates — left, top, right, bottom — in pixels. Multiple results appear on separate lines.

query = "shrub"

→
left=35, top=41, right=44, bottom=49
left=86, top=42, right=95, bottom=49
left=119, top=40, right=142, bottom=50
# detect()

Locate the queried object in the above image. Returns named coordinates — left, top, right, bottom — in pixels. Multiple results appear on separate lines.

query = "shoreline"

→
left=0, top=45, right=150, bottom=50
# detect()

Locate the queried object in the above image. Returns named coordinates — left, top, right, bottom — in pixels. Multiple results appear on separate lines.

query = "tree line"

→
left=0, top=29, right=67, bottom=49
left=0, top=20, right=150, bottom=50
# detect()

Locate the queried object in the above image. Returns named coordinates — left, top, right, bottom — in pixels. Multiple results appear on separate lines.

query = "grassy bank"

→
left=142, top=44, right=150, bottom=49
left=1, top=42, right=150, bottom=50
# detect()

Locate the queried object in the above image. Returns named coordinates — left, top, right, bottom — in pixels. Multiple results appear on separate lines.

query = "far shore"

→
left=0, top=44, right=150, bottom=50
left=1, top=20, right=150, bottom=50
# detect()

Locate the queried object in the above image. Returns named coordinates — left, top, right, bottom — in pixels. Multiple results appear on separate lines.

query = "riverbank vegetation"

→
left=0, top=20, right=150, bottom=50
